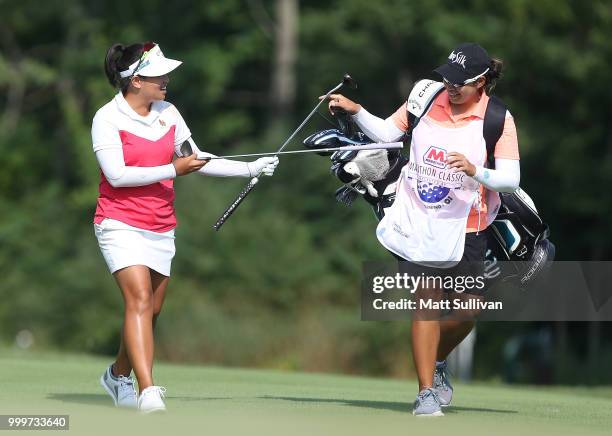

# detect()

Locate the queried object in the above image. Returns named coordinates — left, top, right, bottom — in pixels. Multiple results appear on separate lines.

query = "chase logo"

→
left=423, top=146, right=447, bottom=169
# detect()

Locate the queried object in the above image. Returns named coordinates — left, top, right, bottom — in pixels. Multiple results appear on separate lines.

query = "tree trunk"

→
left=271, top=0, right=298, bottom=119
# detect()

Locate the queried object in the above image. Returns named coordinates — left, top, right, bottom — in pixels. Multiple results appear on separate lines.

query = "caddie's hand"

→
left=247, top=156, right=279, bottom=177
left=320, top=93, right=361, bottom=115
left=173, top=153, right=208, bottom=176
left=446, top=152, right=476, bottom=177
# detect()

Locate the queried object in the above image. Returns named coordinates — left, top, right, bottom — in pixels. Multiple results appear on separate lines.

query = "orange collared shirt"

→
left=390, top=89, right=520, bottom=232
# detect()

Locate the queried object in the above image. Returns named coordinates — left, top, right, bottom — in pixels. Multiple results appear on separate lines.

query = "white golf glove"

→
left=247, top=156, right=279, bottom=177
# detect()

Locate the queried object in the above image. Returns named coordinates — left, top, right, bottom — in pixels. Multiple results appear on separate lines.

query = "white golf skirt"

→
left=94, top=218, right=176, bottom=276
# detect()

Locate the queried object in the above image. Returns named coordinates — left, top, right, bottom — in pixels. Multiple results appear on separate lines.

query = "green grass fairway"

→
left=1, top=349, right=611, bottom=436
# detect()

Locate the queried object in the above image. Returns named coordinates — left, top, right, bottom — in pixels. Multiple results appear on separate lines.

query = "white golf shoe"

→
left=138, top=386, right=167, bottom=413
left=100, top=364, right=138, bottom=408
left=433, top=360, right=453, bottom=407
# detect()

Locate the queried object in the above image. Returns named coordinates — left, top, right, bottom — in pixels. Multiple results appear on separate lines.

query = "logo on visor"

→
left=423, top=146, right=447, bottom=169
left=135, top=59, right=150, bottom=73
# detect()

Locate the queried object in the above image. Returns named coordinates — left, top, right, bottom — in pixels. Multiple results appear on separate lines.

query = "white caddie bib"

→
left=376, top=116, right=487, bottom=268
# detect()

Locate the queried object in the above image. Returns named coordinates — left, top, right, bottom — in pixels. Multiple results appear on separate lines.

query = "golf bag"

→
left=303, top=115, right=407, bottom=220
left=484, top=189, right=556, bottom=287
left=304, top=80, right=555, bottom=290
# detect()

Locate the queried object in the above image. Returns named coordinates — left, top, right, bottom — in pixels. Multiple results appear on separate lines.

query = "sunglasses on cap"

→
left=442, top=68, right=489, bottom=90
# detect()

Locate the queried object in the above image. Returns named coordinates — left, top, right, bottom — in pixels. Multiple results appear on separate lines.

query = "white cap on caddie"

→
left=119, top=43, right=182, bottom=79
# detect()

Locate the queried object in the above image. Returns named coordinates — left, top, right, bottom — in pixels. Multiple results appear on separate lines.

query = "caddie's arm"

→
left=324, top=94, right=405, bottom=143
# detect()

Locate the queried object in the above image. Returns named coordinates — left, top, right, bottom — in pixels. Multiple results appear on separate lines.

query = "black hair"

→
left=104, top=43, right=145, bottom=93
left=484, top=58, right=503, bottom=95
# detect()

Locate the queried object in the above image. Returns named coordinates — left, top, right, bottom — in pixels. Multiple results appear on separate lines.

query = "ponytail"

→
left=103, top=43, right=145, bottom=93
left=104, top=43, right=125, bottom=87
left=484, top=58, right=503, bottom=95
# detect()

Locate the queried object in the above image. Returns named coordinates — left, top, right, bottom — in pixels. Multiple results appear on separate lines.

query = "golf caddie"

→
left=325, top=42, right=521, bottom=416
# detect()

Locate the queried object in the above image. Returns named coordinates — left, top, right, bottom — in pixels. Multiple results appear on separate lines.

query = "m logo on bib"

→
left=423, top=146, right=447, bottom=169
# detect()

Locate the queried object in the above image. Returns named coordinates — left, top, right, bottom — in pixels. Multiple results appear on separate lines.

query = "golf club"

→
left=212, top=74, right=357, bottom=231
left=201, top=142, right=402, bottom=160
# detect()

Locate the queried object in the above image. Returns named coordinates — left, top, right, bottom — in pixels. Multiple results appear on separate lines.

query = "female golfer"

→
left=326, top=43, right=520, bottom=416
left=94, top=42, right=279, bottom=413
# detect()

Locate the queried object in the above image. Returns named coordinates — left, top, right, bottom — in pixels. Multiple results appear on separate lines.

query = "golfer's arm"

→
left=472, top=158, right=520, bottom=193
left=184, top=138, right=252, bottom=177
left=351, top=107, right=405, bottom=142
left=95, top=147, right=176, bottom=187
left=197, top=154, right=253, bottom=177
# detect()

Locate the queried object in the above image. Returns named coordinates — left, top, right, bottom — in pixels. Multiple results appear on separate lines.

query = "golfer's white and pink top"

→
left=91, top=92, right=191, bottom=232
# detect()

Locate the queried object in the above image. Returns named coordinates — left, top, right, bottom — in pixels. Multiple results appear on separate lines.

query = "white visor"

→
left=119, top=44, right=182, bottom=79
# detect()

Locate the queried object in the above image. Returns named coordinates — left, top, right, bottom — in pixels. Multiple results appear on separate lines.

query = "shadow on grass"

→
left=261, top=396, right=518, bottom=415
left=47, top=393, right=115, bottom=408
left=47, top=393, right=231, bottom=407
left=48, top=393, right=518, bottom=415
left=443, top=406, right=517, bottom=414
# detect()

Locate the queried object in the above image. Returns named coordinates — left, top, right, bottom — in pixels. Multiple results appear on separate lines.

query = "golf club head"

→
left=180, top=140, right=193, bottom=157
left=326, top=74, right=358, bottom=96
left=342, top=73, right=357, bottom=89
left=303, top=129, right=368, bottom=156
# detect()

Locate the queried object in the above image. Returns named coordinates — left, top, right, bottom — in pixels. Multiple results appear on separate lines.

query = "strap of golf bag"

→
left=481, top=99, right=555, bottom=285
left=483, top=95, right=507, bottom=169
left=405, top=80, right=445, bottom=141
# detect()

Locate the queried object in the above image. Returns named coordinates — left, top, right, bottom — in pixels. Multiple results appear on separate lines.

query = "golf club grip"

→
left=213, top=177, right=259, bottom=231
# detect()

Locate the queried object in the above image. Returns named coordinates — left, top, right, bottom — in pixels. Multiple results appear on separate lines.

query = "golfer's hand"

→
left=247, top=156, right=279, bottom=177
left=173, top=153, right=208, bottom=176
left=446, top=152, right=476, bottom=177
left=321, top=93, right=361, bottom=115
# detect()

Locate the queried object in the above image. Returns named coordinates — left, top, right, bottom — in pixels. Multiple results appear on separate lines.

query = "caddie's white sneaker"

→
left=138, top=386, right=167, bottom=413
left=100, top=364, right=138, bottom=408
left=412, top=388, right=444, bottom=416
left=433, top=360, right=453, bottom=407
